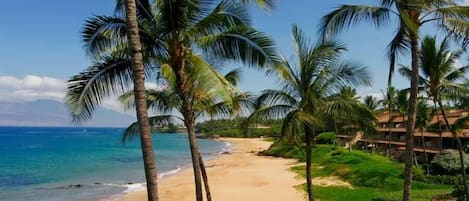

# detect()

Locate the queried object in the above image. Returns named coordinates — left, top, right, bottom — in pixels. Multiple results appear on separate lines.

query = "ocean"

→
left=0, top=126, right=229, bottom=201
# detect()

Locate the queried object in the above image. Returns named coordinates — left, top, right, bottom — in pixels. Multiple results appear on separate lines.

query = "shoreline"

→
left=120, top=138, right=305, bottom=201
left=97, top=139, right=233, bottom=201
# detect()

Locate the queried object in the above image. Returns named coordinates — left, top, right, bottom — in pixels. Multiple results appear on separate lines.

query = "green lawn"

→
left=264, top=144, right=453, bottom=201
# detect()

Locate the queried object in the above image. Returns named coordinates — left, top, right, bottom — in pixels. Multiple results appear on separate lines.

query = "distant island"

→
left=0, top=99, right=135, bottom=127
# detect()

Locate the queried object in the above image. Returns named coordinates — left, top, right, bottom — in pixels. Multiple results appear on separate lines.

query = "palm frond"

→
left=319, top=5, right=394, bottom=41
left=452, top=116, right=469, bottom=133
left=224, top=68, right=242, bottom=86
left=386, top=20, right=410, bottom=85
left=439, top=18, right=469, bottom=46
left=82, top=15, right=128, bottom=57
left=246, top=104, right=294, bottom=124
left=190, top=0, right=251, bottom=36
left=158, top=0, right=204, bottom=34
left=115, top=0, right=154, bottom=20
left=185, top=54, right=238, bottom=102
left=434, top=6, right=469, bottom=21
left=398, top=65, right=427, bottom=85
left=320, top=61, right=371, bottom=94
left=446, top=65, right=469, bottom=82
left=119, top=89, right=180, bottom=114
left=122, top=115, right=184, bottom=144
left=257, top=89, right=298, bottom=106
left=197, top=26, right=279, bottom=68
left=65, top=54, right=155, bottom=124
left=237, top=0, right=276, bottom=11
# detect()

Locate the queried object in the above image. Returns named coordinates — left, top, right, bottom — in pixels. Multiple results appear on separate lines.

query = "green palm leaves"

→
left=246, top=25, right=371, bottom=201
left=320, top=0, right=469, bottom=84
left=66, top=0, right=278, bottom=123
left=399, top=35, right=469, bottom=101
left=249, top=24, right=371, bottom=138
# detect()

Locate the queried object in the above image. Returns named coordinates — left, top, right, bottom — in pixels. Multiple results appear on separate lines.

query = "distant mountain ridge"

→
left=0, top=99, right=135, bottom=127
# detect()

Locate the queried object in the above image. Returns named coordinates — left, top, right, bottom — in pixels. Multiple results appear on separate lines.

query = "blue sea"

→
left=0, top=127, right=229, bottom=201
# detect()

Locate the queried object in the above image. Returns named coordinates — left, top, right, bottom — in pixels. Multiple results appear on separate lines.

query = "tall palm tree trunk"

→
left=434, top=100, right=443, bottom=149
left=199, top=153, right=212, bottom=201
left=388, top=96, right=393, bottom=157
left=304, top=125, right=315, bottom=201
left=174, top=60, right=204, bottom=201
left=403, top=32, right=419, bottom=201
left=124, top=0, right=159, bottom=200
left=420, top=129, right=430, bottom=175
left=437, top=100, right=469, bottom=200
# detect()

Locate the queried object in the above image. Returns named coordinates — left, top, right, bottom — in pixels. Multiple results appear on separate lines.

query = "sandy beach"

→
left=122, top=138, right=305, bottom=201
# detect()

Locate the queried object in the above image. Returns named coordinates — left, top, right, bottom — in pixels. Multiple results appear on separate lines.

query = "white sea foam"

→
left=158, top=167, right=182, bottom=180
left=219, top=141, right=233, bottom=154
left=122, top=183, right=146, bottom=193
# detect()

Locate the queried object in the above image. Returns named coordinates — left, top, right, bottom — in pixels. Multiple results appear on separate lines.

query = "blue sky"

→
left=0, top=0, right=468, bottom=110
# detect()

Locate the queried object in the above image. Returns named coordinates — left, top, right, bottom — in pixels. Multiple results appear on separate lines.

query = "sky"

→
left=0, top=0, right=468, bottom=113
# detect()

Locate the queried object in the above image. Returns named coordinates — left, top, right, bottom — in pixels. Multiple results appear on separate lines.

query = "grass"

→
left=264, top=143, right=453, bottom=201
left=312, top=186, right=452, bottom=201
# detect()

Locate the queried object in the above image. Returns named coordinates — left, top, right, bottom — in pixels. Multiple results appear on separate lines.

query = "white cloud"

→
left=0, top=74, right=131, bottom=114
left=0, top=75, right=66, bottom=101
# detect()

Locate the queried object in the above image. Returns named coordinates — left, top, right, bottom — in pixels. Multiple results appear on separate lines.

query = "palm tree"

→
left=416, top=100, right=431, bottom=175
left=379, top=86, right=397, bottom=156
left=123, top=1, right=159, bottom=200
left=395, top=89, right=409, bottom=123
left=120, top=67, right=247, bottom=201
left=326, top=87, right=377, bottom=152
left=67, top=0, right=160, bottom=200
left=246, top=25, right=371, bottom=201
left=364, top=95, right=380, bottom=113
left=65, top=1, right=278, bottom=201
left=399, top=35, right=469, bottom=199
left=320, top=2, right=469, bottom=199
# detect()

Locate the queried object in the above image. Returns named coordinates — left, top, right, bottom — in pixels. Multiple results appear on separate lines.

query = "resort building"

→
left=337, top=110, right=469, bottom=161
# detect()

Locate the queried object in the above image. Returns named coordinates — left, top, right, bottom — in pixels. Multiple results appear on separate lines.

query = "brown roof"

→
left=377, top=112, right=406, bottom=123
left=376, top=110, right=467, bottom=125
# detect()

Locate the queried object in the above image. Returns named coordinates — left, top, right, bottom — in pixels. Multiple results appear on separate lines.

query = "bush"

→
left=417, top=175, right=461, bottom=185
left=452, top=178, right=468, bottom=201
left=316, top=132, right=336, bottom=144
left=412, top=166, right=426, bottom=181
left=431, top=149, right=469, bottom=175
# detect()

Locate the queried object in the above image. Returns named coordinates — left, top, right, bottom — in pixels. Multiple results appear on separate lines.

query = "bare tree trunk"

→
left=420, top=129, right=430, bottom=175
left=199, top=153, right=212, bottom=201
left=179, top=87, right=204, bottom=201
left=304, top=125, right=315, bottom=201
left=437, top=100, right=469, bottom=200
left=124, top=0, right=159, bottom=200
left=403, top=31, right=419, bottom=201
left=433, top=100, right=443, bottom=149
left=388, top=96, right=393, bottom=157
left=174, top=60, right=204, bottom=201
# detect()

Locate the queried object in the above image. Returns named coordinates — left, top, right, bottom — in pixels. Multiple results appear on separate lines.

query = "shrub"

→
left=452, top=178, right=468, bottom=201
left=412, top=166, right=426, bottom=181
left=316, top=132, right=336, bottom=144
left=417, top=175, right=461, bottom=185
left=431, top=149, right=469, bottom=175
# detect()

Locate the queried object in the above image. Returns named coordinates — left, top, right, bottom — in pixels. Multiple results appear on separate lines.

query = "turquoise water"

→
left=0, top=127, right=228, bottom=201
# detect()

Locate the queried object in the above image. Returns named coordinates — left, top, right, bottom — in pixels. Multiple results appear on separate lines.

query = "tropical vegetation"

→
left=320, top=1, right=469, bottom=200
left=63, top=0, right=469, bottom=200
left=400, top=35, right=469, bottom=198
left=65, top=0, right=277, bottom=200
left=246, top=25, right=372, bottom=201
